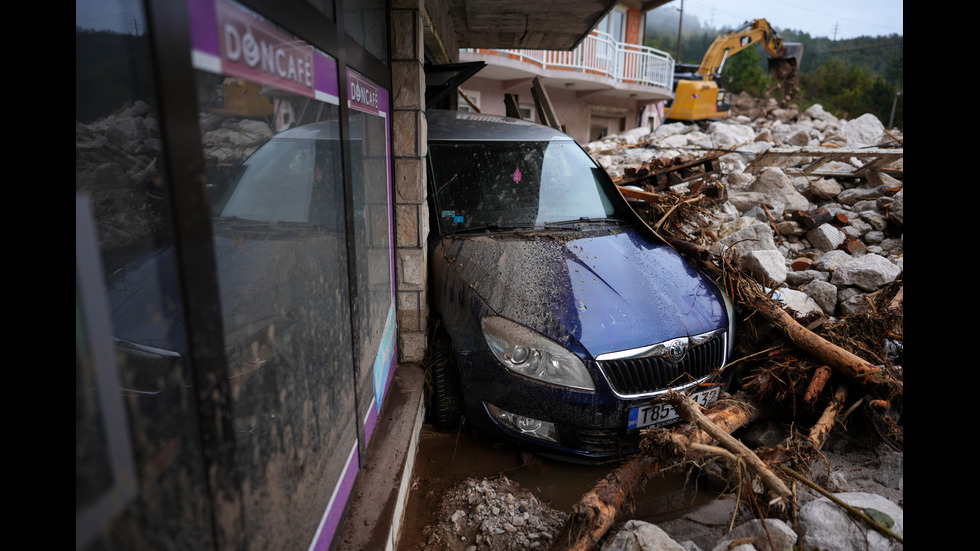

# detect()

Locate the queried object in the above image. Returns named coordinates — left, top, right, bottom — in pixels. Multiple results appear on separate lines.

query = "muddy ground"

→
left=396, top=408, right=902, bottom=551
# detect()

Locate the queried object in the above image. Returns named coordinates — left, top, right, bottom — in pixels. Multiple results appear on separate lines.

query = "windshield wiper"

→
left=541, top=217, right=628, bottom=229
left=445, top=223, right=534, bottom=235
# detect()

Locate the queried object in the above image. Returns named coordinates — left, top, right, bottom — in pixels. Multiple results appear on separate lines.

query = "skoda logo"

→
left=667, top=340, right=687, bottom=363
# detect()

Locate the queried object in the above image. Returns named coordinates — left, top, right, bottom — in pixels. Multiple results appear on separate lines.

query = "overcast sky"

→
left=652, top=0, right=904, bottom=40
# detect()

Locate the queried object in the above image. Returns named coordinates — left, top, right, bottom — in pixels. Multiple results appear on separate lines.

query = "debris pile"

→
left=418, top=476, right=568, bottom=550
left=584, top=97, right=903, bottom=323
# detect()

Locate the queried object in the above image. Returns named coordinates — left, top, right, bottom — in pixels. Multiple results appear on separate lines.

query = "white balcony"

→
left=460, top=30, right=675, bottom=101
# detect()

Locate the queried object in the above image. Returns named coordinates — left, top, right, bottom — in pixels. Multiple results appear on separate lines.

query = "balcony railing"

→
left=464, top=30, right=675, bottom=90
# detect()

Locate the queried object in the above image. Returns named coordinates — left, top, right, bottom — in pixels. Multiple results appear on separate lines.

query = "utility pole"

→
left=888, top=91, right=902, bottom=128
left=675, top=0, right=684, bottom=62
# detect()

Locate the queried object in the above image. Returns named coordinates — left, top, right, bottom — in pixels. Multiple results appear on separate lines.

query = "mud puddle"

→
left=397, top=423, right=716, bottom=550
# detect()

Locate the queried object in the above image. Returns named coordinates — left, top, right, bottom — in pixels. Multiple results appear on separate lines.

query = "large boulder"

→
left=798, top=492, right=903, bottom=551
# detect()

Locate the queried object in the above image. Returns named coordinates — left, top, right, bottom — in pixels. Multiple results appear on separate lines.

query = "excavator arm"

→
left=666, top=18, right=802, bottom=122
left=696, top=19, right=785, bottom=80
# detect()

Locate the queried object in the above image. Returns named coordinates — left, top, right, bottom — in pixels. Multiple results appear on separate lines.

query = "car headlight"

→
left=481, top=316, right=595, bottom=391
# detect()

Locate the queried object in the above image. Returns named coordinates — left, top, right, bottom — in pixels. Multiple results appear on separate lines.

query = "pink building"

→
left=457, top=1, right=675, bottom=143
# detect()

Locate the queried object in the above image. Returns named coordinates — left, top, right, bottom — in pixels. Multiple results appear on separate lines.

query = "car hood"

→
left=437, top=226, right=727, bottom=357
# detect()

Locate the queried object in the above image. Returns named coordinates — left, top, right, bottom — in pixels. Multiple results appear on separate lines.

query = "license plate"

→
left=628, top=387, right=721, bottom=430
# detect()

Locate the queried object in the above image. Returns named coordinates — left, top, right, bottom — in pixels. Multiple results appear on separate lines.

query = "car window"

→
left=215, top=136, right=340, bottom=225
left=428, top=140, right=624, bottom=233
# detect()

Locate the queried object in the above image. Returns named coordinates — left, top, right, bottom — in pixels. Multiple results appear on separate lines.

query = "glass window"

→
left=76, top=1, right=214, bottom=548
left=344, top=0, right=388, bottom=65
left=190, top=0, right=358, bottom=546
left=347, top=87, right=395, bottom=417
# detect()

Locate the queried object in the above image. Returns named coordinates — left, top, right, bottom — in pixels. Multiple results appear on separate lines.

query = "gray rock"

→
left=728, top=191, right=775, bottom=213
left=798, top=492, right=903, bottom=551
left=711, top=519, right=797, bottom=551
left=773, top=287, right=823, bottom=317
left=717, top=223, right=778, bottom=256
left=887, top=189, right=903, bottom=227
left=802, top=279, right=838, bottom=316
left=749, top=168, right=812, bottom=212
left=804, top=103, right=838, bottom=123
left=806, top=224, right=847, bottom=252
left=839, top=291, right=872, bottom=315
left=740, top=250, right=788, bottom=285
left=831, top=254, right=901, bottom=291
left=808, top=178, right=842, bottom=199
left=811, top=250, right=852, bottom=272
left=837, top=186, right=882, bottom=206
left=841, top=113, right=886, bottom=147
left=601, top=520, right=688, bottom=551
left=785, top=269, right=828, bottom=286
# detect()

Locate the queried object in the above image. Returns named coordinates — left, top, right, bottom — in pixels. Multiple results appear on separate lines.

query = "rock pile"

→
left=584, top=99, right=903, bottom=323
left=419, top=476, right=568, bottom=550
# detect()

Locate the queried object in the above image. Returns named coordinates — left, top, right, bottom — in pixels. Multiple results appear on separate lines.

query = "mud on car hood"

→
left=436, top=225, right=728, bottom=358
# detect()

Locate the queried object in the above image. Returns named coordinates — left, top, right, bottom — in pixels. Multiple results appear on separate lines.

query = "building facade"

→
left=457, top=2, right=675, bottom=143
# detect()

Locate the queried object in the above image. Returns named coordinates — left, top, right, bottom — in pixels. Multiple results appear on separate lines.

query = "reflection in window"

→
left=197, top=70, right=357, bottom=548
left=349, top=109, right=393, bottom=411
left=75, top=3, right=213, bottom=547
left=344, top=0, right=388, bottom=65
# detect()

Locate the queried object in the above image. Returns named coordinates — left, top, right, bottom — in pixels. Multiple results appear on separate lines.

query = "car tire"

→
left=429, top=327, right=464, bottom=431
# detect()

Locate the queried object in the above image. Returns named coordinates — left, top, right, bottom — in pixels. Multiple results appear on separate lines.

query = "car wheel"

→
left=429, top=327, right=463, bottom=431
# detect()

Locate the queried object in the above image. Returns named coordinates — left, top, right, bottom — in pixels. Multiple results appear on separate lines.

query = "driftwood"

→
left=548, top=395, right=759, bottom=551
left=803, top=366, right=833, bottom=405
left=808, top=385, right=848, bottom=450
left=663, top=392, right=793, bottom=508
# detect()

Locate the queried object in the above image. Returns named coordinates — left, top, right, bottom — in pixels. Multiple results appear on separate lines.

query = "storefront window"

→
left=76, top=1, right=213, bottom=548
left=189, top=0, right=359, bottom=546
left=347, top=69, right=396, bottom=419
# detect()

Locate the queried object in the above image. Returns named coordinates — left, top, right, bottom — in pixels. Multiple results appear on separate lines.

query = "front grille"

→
left=575, top=427, right=640, bottom=456
left=598, top=332, right=727, bottom=396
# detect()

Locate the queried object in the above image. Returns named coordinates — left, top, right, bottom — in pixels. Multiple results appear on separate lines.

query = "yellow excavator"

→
left=666, top=18, right=803, bottom=122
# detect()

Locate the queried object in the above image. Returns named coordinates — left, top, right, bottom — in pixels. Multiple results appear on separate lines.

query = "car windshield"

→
left=428, top=140, right=627, bottom=233
left=212, top=136, right=340, bottom=226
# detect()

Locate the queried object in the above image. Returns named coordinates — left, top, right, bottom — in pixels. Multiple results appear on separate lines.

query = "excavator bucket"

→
left=766, top=42, right=804, bottom=80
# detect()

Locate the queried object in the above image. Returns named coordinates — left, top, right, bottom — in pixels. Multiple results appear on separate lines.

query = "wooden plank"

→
left=746, top=147, right=903, bottom=179
left=504, top=94, right=522, bottom=119
left=531, top=76, right=561, bottom=130
left=616, top=185, right=663, bottom=203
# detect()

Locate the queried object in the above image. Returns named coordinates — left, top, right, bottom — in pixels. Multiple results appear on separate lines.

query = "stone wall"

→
left=390, top=0, right=458, bottom=362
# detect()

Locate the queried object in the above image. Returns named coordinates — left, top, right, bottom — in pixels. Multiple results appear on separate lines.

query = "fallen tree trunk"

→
left=548, top=394, right=759, bottom=551
left=744, top=290, right=884, bottom=384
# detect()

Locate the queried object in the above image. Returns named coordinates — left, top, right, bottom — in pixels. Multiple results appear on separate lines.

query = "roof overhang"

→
left=444, top=0, right=673, bottom=51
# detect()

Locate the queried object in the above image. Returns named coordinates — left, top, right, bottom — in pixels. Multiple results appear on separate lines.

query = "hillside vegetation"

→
left=645, top=11, right=903, bottom=129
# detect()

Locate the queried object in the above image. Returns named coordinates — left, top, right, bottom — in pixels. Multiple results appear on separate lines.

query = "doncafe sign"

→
left=217, top=0, right=315, bottom=96
left=348, top=71, right=379, bottom=115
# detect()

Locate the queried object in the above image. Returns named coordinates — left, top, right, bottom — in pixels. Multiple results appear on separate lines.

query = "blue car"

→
left=424, top=110, right=738, bottom=463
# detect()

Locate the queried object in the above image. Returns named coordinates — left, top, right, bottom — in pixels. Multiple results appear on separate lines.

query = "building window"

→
left=520, top=104, right=537, bottom=122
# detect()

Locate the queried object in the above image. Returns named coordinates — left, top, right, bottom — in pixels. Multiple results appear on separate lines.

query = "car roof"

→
left=426, top=109, right=575, bottom=142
